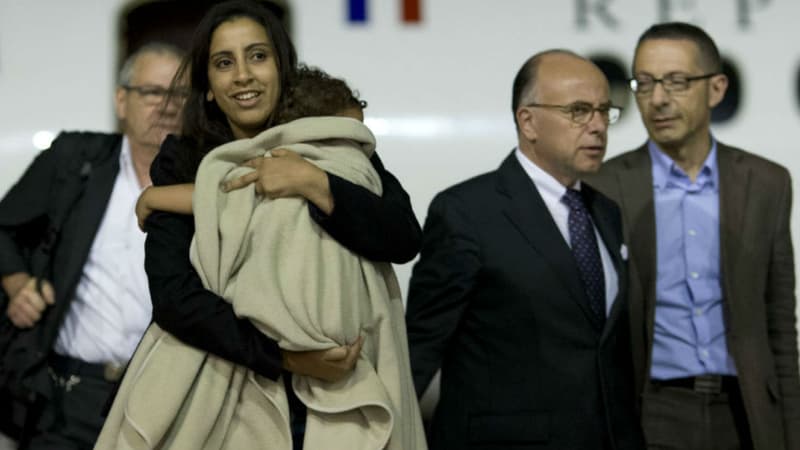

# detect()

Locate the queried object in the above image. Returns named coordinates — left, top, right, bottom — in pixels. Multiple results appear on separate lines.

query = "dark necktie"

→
left=562, top=188, right=606, bottom=323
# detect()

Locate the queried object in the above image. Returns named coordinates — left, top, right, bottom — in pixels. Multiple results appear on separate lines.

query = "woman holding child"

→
left=95, top=1, right=425, bottom=449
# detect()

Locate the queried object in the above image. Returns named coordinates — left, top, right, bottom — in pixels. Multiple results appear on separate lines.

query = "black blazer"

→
left=406, top=152, right=644, bottom=450
left=0, top=132, right=122, bottom=394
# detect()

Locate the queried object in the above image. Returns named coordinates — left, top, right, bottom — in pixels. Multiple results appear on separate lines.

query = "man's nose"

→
left=161, top=94, right=182, bottom=115
left=587, top=108, right=609, bottom=134
left=649, top=81, right=670, bottom=106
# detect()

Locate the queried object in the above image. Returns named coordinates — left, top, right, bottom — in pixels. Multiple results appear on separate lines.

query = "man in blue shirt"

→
left=589, top=22, right=800, bottom=450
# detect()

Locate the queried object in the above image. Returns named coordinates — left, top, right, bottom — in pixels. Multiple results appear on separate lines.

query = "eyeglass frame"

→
left=628, top=72, right=719, bottom=96
left=121, top=84, right=190, bottom=104
left=524, top=101, right=622, bottom=125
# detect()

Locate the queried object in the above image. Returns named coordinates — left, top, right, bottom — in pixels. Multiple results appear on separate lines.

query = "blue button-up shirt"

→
left=649, top=139, right=737, bottom=379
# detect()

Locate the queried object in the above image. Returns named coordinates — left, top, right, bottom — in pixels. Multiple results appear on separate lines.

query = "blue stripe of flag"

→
left=348, top=0, right=367, bottom=22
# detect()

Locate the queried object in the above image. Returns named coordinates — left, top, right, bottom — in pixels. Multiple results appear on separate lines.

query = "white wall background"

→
left=1, top=0, right=799, bottom=317
left=299, top=0, right=800, bottom=306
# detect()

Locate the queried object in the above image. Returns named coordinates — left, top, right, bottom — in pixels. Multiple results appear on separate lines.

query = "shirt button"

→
left=688, top=229, right=697, bottom=236
left=700, top=349, right=709, bottom=358
left=694, top=308, right=703, bottom=316
left=690, top=272, right=699, bottom=279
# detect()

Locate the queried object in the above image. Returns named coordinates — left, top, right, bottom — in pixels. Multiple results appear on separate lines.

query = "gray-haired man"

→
left=0, top=42, right=184, bottom=449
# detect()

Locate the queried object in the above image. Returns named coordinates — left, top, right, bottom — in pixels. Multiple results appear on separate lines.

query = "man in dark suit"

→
left=406, top=50, right=644, bottom=450
left=587, top=22, right=800, bottom=450
left=0, top=43, right=185, bottom=449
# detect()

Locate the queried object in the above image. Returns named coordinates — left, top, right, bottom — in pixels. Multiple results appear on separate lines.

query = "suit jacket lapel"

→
left=716, top=144, right=749, bottom=322
left=57, top=144, right=121, bottom=304
left=584, top=186, right=627, bottom=341
left=497, top=153, right=603, bottom=331
left=614, top=146, right=658, bottom=351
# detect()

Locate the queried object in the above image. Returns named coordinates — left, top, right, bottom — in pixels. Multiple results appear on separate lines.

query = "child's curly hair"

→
left=274, top=65, right=368, bottom=125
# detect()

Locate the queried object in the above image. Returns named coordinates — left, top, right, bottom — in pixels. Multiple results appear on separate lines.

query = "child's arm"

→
left=136, top=183, right=195, bottom=230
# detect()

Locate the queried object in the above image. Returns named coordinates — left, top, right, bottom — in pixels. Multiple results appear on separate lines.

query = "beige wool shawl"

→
left=95, top=117, right=425, bottom=450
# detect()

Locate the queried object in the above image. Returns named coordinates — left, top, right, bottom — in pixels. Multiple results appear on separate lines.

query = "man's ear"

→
left=516, top=107, right=538, bottom=142
left=708, top=73, right=729, bottom=109
left=115, top=87, right=127, bottom=120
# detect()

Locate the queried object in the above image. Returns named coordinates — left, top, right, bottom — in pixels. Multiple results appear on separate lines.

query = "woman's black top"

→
left=143, top=135, right=422, bottom=381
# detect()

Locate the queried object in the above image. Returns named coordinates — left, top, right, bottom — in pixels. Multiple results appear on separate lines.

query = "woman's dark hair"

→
left=170, top=0, right=297, bottom=180
left=273, top=65, right=367, bottom=124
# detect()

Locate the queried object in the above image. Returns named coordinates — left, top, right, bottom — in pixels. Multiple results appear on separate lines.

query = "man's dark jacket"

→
left=0, top=131, right=123, bottom=399
left=407, top=152, right=644, bottom=450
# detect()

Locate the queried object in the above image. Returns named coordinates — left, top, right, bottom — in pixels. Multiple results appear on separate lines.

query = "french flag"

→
left=348, top=0, right=421, bottom=23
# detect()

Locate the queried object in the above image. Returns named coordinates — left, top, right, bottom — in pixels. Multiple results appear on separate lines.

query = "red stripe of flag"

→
left=402, top=0, right=421, bottom=23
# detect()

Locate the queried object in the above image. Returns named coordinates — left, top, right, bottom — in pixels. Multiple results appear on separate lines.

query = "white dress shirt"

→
left=514, top=149, right=618, bottom=315
left=54, top=137, right=152, bottom=365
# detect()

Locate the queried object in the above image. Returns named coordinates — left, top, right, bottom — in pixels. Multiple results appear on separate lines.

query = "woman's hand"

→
left=223, top=149, right=334, bottom=215
left=281, top=335, right=364, bottom=382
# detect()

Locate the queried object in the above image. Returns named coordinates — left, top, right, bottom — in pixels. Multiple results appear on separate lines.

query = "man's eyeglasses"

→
left=525, top=102, right=622, bottom=125
left=629, top=72, right=718, bottom=95
left=122, top=85, right=190, bottom=105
